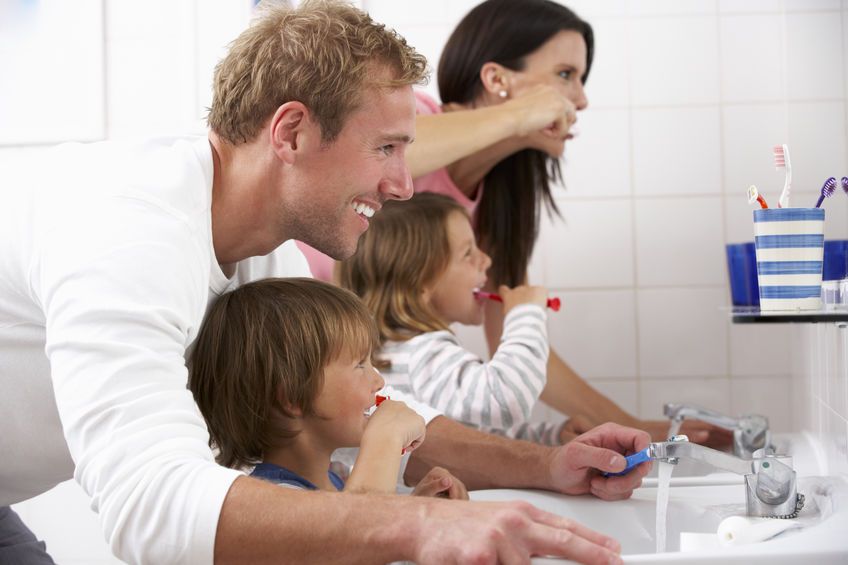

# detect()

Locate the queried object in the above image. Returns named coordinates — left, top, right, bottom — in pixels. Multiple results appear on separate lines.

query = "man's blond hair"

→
left=208, top=0, right=428, bottom=144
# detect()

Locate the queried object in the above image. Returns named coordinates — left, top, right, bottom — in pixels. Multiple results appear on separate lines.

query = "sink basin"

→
left=470, top=474, right=848, bottom=564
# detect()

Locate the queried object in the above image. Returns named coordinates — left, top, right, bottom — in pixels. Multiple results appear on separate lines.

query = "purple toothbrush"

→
left=815, top=177, right=836, bottom=208
left=842, top=176, right=848, bottom=195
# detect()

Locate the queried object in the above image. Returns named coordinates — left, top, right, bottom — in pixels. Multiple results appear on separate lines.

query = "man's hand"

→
left=411, top=466, right=469, bottom=500
left=413, top=498, right=622, bottom=565
left=548, top=422, right=651, bottom=501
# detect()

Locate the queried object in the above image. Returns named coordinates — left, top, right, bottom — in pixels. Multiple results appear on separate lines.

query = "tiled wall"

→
left=794, top=323, right=848, bottom=477
left=5, top=1, right=848, bottom=563
left=395, top=0, right=848, bottom=432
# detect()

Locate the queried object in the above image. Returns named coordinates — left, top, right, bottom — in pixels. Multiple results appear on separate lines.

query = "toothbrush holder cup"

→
left=753, top=208, right=825, bottom=311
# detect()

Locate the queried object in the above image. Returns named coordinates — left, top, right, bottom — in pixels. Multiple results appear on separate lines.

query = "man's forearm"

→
left=215, top=476, right=418, bottom=564
left=405, top=416, right=553, bottom=491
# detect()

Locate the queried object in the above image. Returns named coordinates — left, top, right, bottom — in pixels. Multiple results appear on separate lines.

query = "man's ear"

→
left=268, top=101, right=314, bottom=164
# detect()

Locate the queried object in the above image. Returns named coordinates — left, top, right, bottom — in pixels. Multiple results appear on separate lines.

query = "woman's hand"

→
left=498, top=284, right=549, bottom=314
left=411, top=466, right=469, bottom=500
left=364, top=399, right=427, bottom=454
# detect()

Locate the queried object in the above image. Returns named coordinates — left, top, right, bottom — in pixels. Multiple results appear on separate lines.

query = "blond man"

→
left=0, top=2, right=646, bottom=564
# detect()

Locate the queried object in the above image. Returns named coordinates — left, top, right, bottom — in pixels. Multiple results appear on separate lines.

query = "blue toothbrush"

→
left=602, top=448, right=651, bottom=477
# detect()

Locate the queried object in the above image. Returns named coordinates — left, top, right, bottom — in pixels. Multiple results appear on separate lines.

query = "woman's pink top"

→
left=297, top=91, right=485, bottom=281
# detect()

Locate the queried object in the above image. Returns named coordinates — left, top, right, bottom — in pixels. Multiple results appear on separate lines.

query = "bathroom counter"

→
left=731, top=306, right=848, bottom=324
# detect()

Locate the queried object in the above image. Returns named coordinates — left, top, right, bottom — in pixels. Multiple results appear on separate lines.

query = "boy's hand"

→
left=365, top=399, right=426, bottom=454
left=411, top=466, right=469, bottom=500
left=499, top=284, right=548, bottom=313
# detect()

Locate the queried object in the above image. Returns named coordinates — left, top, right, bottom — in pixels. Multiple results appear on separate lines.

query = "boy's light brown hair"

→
left=339, top=193, right=469, bottom=345
left=188, top=277, right=379, bottom=469
left=208, top=0, right=428, bottom=145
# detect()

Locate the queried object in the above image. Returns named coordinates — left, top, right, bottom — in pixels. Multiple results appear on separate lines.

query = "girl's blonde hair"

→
left=340, top=193, right=469, bottom=345
left=188, top=277, right=378, bottom=469
left=208, top=0, right=428, bottom=145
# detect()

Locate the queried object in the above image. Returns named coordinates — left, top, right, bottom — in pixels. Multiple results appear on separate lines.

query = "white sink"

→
left=470, top=474, right=848, bottom=564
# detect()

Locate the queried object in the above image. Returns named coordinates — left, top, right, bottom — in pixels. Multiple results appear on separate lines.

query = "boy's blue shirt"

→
left=251, top=462, right=345, bottom=491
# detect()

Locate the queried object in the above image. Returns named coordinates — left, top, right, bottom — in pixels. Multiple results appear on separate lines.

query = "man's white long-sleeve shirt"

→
left=0, top=136, right=438, bottom=564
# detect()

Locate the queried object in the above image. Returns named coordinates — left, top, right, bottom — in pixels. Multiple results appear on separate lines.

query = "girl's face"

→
left=307, top=348, right=385, bottom=450
left=426, top=211, right=492, bottom=326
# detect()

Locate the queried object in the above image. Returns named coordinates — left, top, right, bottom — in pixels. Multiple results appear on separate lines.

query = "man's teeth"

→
left=352, top=202, right=375, bottom=218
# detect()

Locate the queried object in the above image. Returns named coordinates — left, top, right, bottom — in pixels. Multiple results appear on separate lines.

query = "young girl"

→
left=341, top=193, right=569, bottom=445
left=188, top=277, right=467, bottom=498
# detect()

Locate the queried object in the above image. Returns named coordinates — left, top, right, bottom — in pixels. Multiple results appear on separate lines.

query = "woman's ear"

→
left=480, top=62, right=511, bottom=99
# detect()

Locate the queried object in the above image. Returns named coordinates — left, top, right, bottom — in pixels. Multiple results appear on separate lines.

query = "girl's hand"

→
left=498, top=284, right=548, bottom=314
left=364, top=399, right=426, bottom=454
left=558, top=415, right=596, bottom=444
left=411, top=466, right=469, bottom=500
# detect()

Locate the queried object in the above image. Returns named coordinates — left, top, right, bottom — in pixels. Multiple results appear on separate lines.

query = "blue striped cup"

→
left=753, top=208, right=825, bottom=311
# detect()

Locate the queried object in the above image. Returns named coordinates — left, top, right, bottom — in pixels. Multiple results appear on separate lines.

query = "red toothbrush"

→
left=473, top=290, right=561, bottom=312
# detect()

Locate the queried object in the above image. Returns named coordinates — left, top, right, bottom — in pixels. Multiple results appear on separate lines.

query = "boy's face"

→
left=427, top=211, right=492, bottom=326
left=306, top=349, right=385, bottom=449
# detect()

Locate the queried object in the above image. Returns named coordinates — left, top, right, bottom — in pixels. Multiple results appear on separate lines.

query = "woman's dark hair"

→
left=437, top=0, right=594, bottom=286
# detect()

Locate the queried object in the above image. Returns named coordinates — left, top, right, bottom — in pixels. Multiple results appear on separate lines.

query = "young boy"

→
left=188, top=277, right=467, bottom=497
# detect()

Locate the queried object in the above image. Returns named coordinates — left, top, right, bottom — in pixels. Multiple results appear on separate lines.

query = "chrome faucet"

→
left=649, top=435, right=804, bottom=519
left=663, top=403, right=771, bottom=459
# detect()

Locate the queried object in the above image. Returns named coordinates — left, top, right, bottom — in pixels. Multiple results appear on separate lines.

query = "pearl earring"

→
left=498, top=90, right=508, bottom=99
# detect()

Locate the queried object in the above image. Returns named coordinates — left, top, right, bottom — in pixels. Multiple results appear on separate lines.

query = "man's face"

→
left=282, top=83, right=416, bottom=260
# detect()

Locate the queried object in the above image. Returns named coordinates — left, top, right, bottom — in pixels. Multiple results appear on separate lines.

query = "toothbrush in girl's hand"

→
left=773, top=144, right=792, bottom=208
left=473, top=289, right=561, bottom=312
left=815, top=177, right=836, bottom=208
left=747, top=185, right=768, bottom=209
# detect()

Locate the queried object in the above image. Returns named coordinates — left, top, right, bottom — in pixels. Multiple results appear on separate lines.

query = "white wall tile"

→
left=588, top=378, right=640, bottom=415
left=719, top=15, right=784, bottom=102
left=786, top=13, right=844, bottom=100
left=787, top=102, right=848, bottom=200
left=721, top=104, right=788, bottom=200
left=785, top=0, right=842, bottom=12
left=729, top=323, right=793, bottom=376
left=583, top=19, right=631, bottom=108
left=558, top=109, right=631, bottom=198
left=446, top=0, right=487, bottom=21
left=107, top=38, right=198, bottom=137
left=634, top=198, right=726, bottom=286
left=547, top=290, right=638, bottom=379
left=730, top=375, right=793, bottom=432
left=541, top=199, right=635, bottom=288
left=724, top=196, right=759, bottom=244
left=106, top=0, right=195, bottom=40
left=637, top=288, right=729, bottom=377
left=639, top=377, right=732, bottom=419
left=718, top=0, right=783, bottom=13
left=365, top=0, right=448, bottom=26
left=563, top=0, right=629, bottom=19
left=631, top=107, right=722, bottom=196
left=626, top=0, right=717, bottom=16
left=629, top=16, right=720, bottom=106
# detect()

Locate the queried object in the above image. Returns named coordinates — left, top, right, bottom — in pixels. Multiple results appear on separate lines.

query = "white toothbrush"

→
left=773, top=144, right=792, bottom=208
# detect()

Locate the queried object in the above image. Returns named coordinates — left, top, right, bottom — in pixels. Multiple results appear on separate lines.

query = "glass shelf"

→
left=731, top=306, right=848, bottom=324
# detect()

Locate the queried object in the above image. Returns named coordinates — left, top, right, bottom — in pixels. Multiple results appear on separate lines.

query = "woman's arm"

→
left=407, top=85, right=577, bottom=181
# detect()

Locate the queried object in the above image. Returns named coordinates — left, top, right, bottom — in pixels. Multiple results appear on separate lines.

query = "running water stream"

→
left=655, top=460, right=675, bottom=552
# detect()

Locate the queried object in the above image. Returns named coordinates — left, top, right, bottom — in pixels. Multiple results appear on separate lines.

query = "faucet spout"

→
left=648, top=436, right=804, bottom=519
left=663, top=403, right=771, bottom=458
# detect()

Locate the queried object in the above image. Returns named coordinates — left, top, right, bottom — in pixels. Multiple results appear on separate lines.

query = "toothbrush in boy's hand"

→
left=815, top=177, right=836, bottom=208
left=473, top=289, right=561, bottom=312
left=773, top=144, right=792, bottom=208
left=747, top=185, right=768, bottom=209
